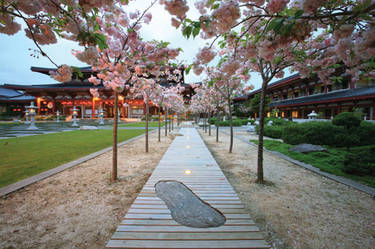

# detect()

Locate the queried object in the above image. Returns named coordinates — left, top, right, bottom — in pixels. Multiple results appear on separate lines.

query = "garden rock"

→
left=80, top=126, right=98, bottom=130
left=155, top=180, right=226, bottom=228
left=289, top=143, right=328, bottom=153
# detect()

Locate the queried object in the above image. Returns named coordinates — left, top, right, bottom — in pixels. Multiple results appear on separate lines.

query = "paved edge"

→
left=215, top=128, right=375, bottom=197
left=0, top=129, right=157, bottom=197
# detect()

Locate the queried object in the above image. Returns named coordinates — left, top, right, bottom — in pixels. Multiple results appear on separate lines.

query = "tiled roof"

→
left=0, top=86, right=34, bottom=102
left=270, top=87, right=375, bottom=107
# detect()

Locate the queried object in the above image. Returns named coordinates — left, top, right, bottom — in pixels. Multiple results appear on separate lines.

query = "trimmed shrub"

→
left=263, top=126, right=283, bottom=139
left=282, top=122, right=343, bottom=146
left=357, top=121, right=375, bottom=146
left=265, top=117, right=291, bottom=126
left=344, top=146, right=375, bottom=176
left=332, top=112, right=361, bottom=129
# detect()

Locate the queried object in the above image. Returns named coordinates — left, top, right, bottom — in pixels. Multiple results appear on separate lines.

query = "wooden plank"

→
left=120, top=219, right=255, bottom=226
left=135, top=197, right=240, bottom=201
left=111, top=232, right=264, bottom=240
left=106, top=239, right=269, bottom=248
left=127, top=208, right=248, bottom=214
left=130, top=204, right=246, bottom=209
left=124, top=214, right=251, bottom=220
left=116, top=225, right=259, bottom=232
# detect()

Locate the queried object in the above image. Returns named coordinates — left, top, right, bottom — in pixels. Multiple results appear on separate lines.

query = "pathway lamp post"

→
left=99, top=109, right=105, bottom=125
left=26, top=102, right=38, bottom=130
left=72, top=106, right=79, bottom=127
left=56, top=110, right=60, bottom=123
left=25, top=110, right=30, bottom=124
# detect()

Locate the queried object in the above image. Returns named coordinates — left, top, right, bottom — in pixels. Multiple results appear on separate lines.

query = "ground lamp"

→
left=26, top=102, right=38, bottom=130
left=99, top=109, right=104, bottom=125
left=56, top=110, right=60, bottom=123
left=308, top=110, right=318, bottom=120
left=72, top=106, right=79, bottom=127
left=25, top=109, right=30, bottom=124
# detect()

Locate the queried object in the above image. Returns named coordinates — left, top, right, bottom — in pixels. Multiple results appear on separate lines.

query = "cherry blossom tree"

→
left=162, top=0, right=375, bottom=183
left=150, top=84, right=166, bottom=142
left=73, top=1, right=181, bottom=181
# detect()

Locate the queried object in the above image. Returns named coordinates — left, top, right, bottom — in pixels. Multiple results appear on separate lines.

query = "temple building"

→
left=235, top=73, right=375, bottom=120
left=2, top=66, right=192, bottom=119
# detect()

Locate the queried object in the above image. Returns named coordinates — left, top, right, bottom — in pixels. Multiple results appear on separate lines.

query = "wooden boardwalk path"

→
left=106, top=127, right=270, bottom=249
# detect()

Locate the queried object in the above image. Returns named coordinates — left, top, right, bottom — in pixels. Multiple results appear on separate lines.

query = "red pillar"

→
left=372, top=102, right=375, bottom=120
left=143, top=102, right=146, bottom=115
left=37, top=97, right=41, bottom=115
left=52, top=99, right=56, bottom=115
left=92, top=98, right=95, bottom=119
left=350, top=78, right=355, bottom=89
left=337, top=104, right=341, bottom=115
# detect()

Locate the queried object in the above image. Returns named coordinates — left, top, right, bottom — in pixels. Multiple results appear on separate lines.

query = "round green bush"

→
left=332, top=112, right=361, bottom=129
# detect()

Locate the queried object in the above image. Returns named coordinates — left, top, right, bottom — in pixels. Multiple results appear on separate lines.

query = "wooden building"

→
left=3, top=66, right=192, bottom=119
left=235, top=73, right=375, bottom=120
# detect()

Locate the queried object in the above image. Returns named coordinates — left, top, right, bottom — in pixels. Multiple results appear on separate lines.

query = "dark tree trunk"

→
left=145, top=99, right=149, bottom=153
left=172, top=113, right=174, bottom=130
left=204, top=113, right=207, bottom=133
left=227, top=97, right=233, bottom=153
left=165, top=108, right=168, bottom=136
left=158, top=107, right=161, bottom=142
left=216, top=110, right=220, bottom=143
left=168, top=110, right=171, bottom=132
left=208, top=111, right=211, bottom=136
left=257, top=80, right=269, bottom=184
left=112, top=89, right=118, bottom=182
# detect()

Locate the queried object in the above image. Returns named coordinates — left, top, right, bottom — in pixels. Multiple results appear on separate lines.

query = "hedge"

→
left=344, top=146, right=375, bottom=176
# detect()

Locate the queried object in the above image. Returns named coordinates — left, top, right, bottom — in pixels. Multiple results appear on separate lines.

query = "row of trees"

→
left=162, top=0, right=375, bottom=183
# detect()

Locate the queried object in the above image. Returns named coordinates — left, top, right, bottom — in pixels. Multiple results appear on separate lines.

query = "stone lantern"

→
left=25, top=109, right=30, bottom=125
left=26, top=102, right=38, bottom=130
left=308, top=110, right=318, bottom=120
left=99, top=109, right=104, bottom=125
left=72, top=106, right=79, bottom=127
left=56, top=110, right=60, bottom=123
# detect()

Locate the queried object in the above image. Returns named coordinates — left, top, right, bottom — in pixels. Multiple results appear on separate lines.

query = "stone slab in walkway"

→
left=106, top=127, right=270, bottom=249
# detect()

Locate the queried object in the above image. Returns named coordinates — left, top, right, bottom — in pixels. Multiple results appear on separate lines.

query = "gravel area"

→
left=199, top=129, right=375, bottom=249
left=0, top=130, right=174, bottom=249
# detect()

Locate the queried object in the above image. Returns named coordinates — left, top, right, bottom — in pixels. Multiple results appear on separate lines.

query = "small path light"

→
left=26, top=102, right=38, bottom=130
left=184, top=169, right=192, bottom=175
left=186, top=145, right=191, bottom=149
left=25, top=109, right=30, bottom=124
left=56, top=110, right=60, bottom=123
left=72, top=106, right=79, bottom=127
left=99, top=109, right=105, bottom=125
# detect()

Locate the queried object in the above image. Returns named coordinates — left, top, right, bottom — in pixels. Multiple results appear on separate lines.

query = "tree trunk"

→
left=145, top=99, right=149, bottom=153
left=204, top=113, right=207, bottom=133
left=168, top=110, right=171, bottom=132
left=158, top=107, right=161, bottom=142
left=208, top=111, right=211, bottom=136
left=228, top=97, right=233, bottom=153
left=172, top=113, right=174, bottom=130
left=112, top=89, right=118, bottom=182
left=165, top=108, right=168, bottom=136
left=257, top=80, right=269, bottom=184
left=216, top=110, right=220, bottom=143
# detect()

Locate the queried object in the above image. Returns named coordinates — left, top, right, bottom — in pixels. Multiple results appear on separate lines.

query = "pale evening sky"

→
left=0, top=1, right=290, bottom=90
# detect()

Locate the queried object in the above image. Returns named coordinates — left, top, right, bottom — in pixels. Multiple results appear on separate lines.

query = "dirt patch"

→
left=0, top=130, right=174, bottom=249
left=199, top=129, right=375, bottom=249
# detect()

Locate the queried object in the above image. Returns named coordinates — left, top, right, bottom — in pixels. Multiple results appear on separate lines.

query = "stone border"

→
left=0, top=129, right=157, bottom=197
left=219, top=129, right=375, bottom=197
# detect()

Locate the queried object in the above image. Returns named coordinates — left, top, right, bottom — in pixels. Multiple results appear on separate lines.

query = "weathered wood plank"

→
left=111, top=232, right=264, bottom=240
left=116, top=225, right=260, bottom=232
left=124, top=214, right=251, bottom=220
left=106, top=239, right=270, bottom=248
left=120, top=219, right=255, bottom=226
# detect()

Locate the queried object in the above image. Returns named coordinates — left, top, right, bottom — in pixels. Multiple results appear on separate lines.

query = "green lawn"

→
left=0, top=129, right=145, bottom=188
left=120, top=121, right=165, bottom=127
left=251, top=139, right=375, bottom=188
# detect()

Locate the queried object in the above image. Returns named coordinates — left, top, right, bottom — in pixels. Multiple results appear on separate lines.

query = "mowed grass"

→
left=120, top=121, right=165, bottom=127
left=251, top=139, right=375, bottom=188
left=0, top=129, right=145, bottom=188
